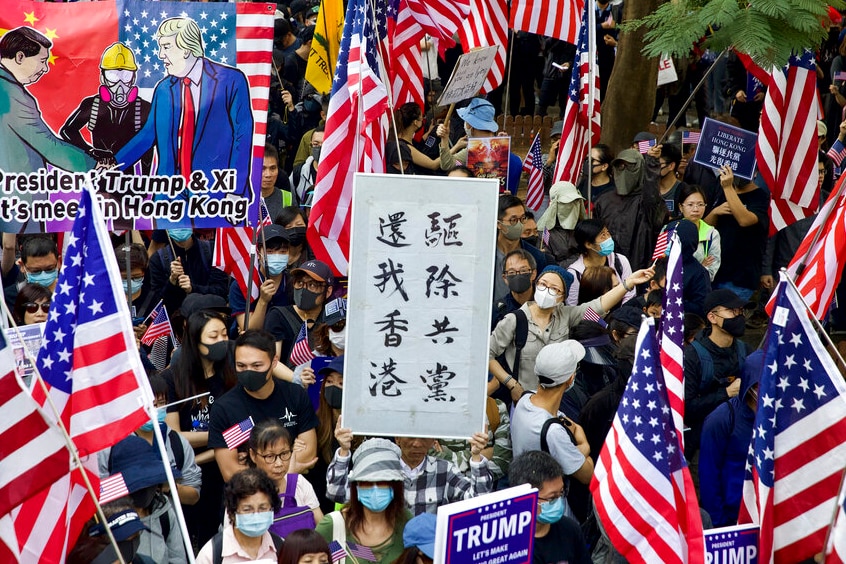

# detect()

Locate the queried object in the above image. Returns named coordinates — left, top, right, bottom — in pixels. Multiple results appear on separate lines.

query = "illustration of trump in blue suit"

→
left=116, top=17, right=254, bottom=226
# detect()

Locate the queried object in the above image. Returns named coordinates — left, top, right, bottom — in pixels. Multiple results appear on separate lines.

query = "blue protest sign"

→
left=435, top=485, right=537, bottom=564
left=693, top=118, right=759, bottom=180
left=704, top=524, right=758, bottom=564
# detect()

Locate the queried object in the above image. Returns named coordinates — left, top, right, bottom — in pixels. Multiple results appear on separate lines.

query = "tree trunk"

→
left=600, top=0, right=664, bottom=154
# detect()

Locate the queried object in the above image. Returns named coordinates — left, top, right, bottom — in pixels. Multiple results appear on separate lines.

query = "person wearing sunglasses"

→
left=247, top=419, right=323, bottom=536
left=12, top=283, right=50, bottom=325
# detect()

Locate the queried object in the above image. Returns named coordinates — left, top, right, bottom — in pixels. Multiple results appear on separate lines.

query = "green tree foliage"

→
left=628, top=0, right=843, bottom=68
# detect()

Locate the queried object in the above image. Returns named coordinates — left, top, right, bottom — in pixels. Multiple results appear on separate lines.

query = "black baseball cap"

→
left=703, top=289, right=747, bottom=314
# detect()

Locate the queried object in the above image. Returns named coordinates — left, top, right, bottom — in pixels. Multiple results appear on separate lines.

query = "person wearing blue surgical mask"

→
left=15, top=236, right=60, bottom=293
left=565, top=218, right=635, bottom=307
left=230, top=225, right=291, bottom=333
left=196, top=468, right=284, bottom=563
left=508, top=451, right=591, bottom=564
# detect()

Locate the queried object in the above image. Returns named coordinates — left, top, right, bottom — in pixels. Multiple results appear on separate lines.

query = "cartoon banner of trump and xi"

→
left=0, top=0, right=274, bottom=232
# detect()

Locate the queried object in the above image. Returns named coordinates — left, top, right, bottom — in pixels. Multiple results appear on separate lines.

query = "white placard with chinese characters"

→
left=344, top=174, right=499, bottom=439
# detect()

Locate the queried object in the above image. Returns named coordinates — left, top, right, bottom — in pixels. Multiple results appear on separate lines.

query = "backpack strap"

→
left=485, top=397, right=500, bottom=435
left=330, top=511, right=346, bottom=564
left=168, top=429, right=185, bottom=471
left=281, top=473, right=298, bottom=507
left=159, top=509, right=170, bottom=543
left=507, top=309, right=529, bottom=377
left=212, top=530, right=223, bottom=564
left=691, top=340, right=714, bottom=393
left=540, top=416, right=576, bottom=453
left=270, top=532, right=285, bottom=553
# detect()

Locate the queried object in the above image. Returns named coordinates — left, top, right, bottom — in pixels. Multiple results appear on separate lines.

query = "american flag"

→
left=4, top=186, right=154, bottom=564
left=637, top=139, right=656, bottom=154
left=766, top=176, right=846, bottom=319
left=757, top=51, right=820, bottom=234
left=651, top=229, right=670, bottom=261
left=682, top=131, right=701, bottom=144
left=391, top=0, right=470, bottom=110
left=328, top=540, right=346, bottom=563
left=541, top=227, right=550, bottom=247
left=458, top=0, right=508, bottom=94
left=510, top=0, right=583, bottom=44
left=739, top=277, right=846, bottom=563
left=289, top=322, right=316, bottom=367
left=658, top=231, right=685, bottom=444
left=98, top=473, right=129, bottom=505
left=119, top=0, right=274, bottom=172
left=825, top=476, right=846, bottom=562
left=592, top=316, right=704, bottom=563
left=553, top=1, right=601, bottom=185
left=140, top=300, right=173, bottom=346
left=0, top=332, right=68, bottom=519
left=222, top=416, right=255, bottom=450
left=347, top=541, right=377, bottom=561
left=523, top=133, right=545, bottom=211
left=583, top=307, right=606, bottom=328
left=214, top=226, right=261, bottom=302
left=308, top=0, right=391, bottom=275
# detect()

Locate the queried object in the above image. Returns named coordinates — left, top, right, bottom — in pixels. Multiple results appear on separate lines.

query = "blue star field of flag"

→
left=36, top=189, right=118, bottom=394
left=118, top=0, right=237, bottom=89
left=619, top=320, right=686, bottom=473
left=567, top=2, right=591, bottom=104
left=746, top=283, right=840, bottom=488
left=659, top=230, right=684, bottom=339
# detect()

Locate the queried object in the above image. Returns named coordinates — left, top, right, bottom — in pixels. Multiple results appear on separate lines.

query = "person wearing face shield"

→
left=683, top=289, right=750, bottom=464
left=593, top=148, right=669, bottom=270
left=60, top=41, right=154, bottom=184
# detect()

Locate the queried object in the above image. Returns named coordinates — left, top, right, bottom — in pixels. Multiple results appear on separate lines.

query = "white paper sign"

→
left=437, top=46, right=500, bottom=107
left=343, top=174, right=499, bottom=439
left=657, top=55, right=678, bottom=86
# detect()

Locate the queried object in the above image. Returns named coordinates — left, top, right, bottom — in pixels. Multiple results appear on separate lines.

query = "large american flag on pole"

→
left=739, top=275, right=846, bottom=563
left=457, top=0, right=507, bottom=94
left=825, top=475, right=846, bottom=563
left=509, top=0, right=583, bottom=44
left=308, top=0, right=391, bottom=275
left=766, top=176, right=846, bottom=319
left=553, top=1, right=600, bottom=184
left=390, top=0, right=470, bottom=109
left=213, top=197, right=273, bottom=303
left=4, top=185, right=155, bottom=563
left=756, top=50, right=821, bottom=234
left=592, top=316, right=704, bottom=563
left=658, top=230, right=685, bottom=445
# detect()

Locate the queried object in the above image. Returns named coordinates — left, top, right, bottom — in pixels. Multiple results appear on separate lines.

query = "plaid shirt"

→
left=326, top=451, right=493, bottom=515
left=434, top=399, right=512, bottom=481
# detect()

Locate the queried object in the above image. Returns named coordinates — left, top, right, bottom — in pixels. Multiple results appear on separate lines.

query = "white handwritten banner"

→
left=343, top=174, right=498, bottom=439
left=437, top=46, right=499, bottom=107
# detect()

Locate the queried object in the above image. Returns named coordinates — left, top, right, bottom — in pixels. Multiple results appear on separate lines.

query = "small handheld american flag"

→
left=328, top=540, right=346, bottom=562
left=99, top=472, right=129, bottom=504
left=637, top=139, right=656, bottom=154
left=140, top=300, right=173, bottom=346
left=522, top=133, right=545, bottom=211
left=681, top=131, right=701, bottom=145
left=222, top=416, right=254, bottom=450
left=289, top=322, right=316, bottom=366
left=347, top=541, right=376, bottom=561
left=583, top=307, right=608, bottom=328
left=651, top=230, right=670, bottom=262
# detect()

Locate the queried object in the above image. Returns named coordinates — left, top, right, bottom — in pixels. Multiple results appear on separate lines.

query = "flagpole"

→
left=818, top=465, right=846, bottom=562
left=124, top=231, right=133, bottom=312
left=0, top=301, right=127, bottom=564
left=502, top=29, right=514, bottom=128
left=781, top=268, right=846, bottom=378
left=586, top=2, right=596, bottom=217
left=422, top=34, right=436, bottom=125
left=656, top=48, right=728, bottom=145
left=368, top=0, right=406, bottom=176
left=244, top=223, right=259, bottom=331
left=793, top=174, right=846, bottom=278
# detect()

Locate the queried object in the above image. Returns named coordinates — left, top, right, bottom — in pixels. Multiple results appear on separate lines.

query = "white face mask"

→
left=464, top=123, right=473, bottom=137
left=328, top=328, right=346, bottom=350
left=533, top=287, right=558, bottom=309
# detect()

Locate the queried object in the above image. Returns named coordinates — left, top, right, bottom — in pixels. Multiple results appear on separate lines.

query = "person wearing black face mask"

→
left=265, top=259, right=334, bottom=370
left=492, top=249, right=537, bottom=330
left=682, top=289, right=750, bottom=463
left=278, top=206, right=315, bottom=273
left=209, top=330, right=319, bottom=483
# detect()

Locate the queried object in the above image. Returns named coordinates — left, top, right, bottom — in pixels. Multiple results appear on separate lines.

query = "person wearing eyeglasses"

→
left=565, top=219, right=634, bottom=307
left=489, top=263, right=654, bottom=401
left=508, top=450, right=590, bottom=564
left=674, top=184, right=721, bottom=281
left=247, top=419, right=323, bottom=536
left=12, top=283, right=50, bottom=326
left=492, top=194, right=551, bottom=304
left=264, top=259, right=334, bottom=371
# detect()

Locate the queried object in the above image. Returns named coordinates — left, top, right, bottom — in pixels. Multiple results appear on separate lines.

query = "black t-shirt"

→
left=712, top=186, right=770, bottom=290
left=207, top=379, right=319, bottom=449
left=164, top=368, right=227, bottom=433
left=264, top=305, right=325, bottom=367
left=532, top=517, right=591, bottom=564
